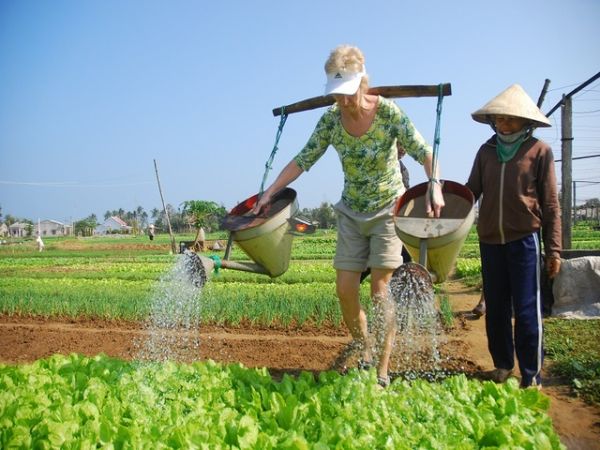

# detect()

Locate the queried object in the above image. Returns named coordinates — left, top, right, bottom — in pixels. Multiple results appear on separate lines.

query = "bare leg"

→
left=370, top=268, right=396, bottom=380
left=336, top=270, right=371, bottom=362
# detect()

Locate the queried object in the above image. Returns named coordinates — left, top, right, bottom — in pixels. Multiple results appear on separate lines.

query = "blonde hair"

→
left=324, top=45, right=369, bottom=90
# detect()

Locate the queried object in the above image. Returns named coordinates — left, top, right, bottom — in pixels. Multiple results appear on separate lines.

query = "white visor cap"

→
left=324, top=66, right=366, bottom=95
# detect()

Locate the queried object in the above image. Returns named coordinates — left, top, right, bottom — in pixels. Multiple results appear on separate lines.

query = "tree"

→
left=300, top=202, right=336, bottom=229
left=3, top=214, right=15, bottom=226
left=135, top=206, right=147, bottom=229
left=140, top=210, right=149, bottom=229
left=583, top=198, right=600, bottom=208
left=153, top=203, right=185, bottom=233
left=313, top=202, right=336, bottom=229
left=181, top=200, right=227, bottom=247
left=74, top=215, right=98, bottom=237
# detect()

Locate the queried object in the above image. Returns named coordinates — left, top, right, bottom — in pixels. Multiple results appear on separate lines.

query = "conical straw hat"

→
left=471, top=84, right=551, bottom=128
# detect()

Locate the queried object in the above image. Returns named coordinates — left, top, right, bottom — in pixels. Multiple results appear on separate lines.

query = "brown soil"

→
left=0, top=281, right=598, bottom=449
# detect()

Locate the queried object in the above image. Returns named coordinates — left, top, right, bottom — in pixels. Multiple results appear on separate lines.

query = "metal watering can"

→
left=182, top=188, right=315, bottom=287
left=394, top=180, right=475, bottom=284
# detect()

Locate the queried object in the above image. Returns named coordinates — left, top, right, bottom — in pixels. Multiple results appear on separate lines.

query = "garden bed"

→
left=1, top=232, right=600, bottom=448
left=1, top=282, right=599, bottom=448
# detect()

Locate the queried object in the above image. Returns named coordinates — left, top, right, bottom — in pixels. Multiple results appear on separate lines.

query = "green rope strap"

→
left=427, top=84, right=445, bottom=206
left=208, top=255, right=221, bottom=274
left=431, top=83, right=444, bottom=184
left=259, top=107, right=288, bottom=196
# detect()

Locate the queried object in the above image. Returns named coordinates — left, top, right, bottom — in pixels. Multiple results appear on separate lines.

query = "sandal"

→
left=481, top=368, right=513, bottom=383
left=358, top=359, right=373, bottom=370
left=471, top=302, right=486, bottom=318
left=377, top=376, right=390, bottom=388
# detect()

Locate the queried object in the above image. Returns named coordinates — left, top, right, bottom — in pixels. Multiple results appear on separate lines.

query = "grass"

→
left=455, top=224, right=600, bottom=404
left=437, top=294, right=454, bottom=329
left=544, top=318, right=600, bottom=405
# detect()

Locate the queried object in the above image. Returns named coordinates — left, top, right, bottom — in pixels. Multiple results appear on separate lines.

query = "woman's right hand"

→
left=251, top=191, right=272, bottom=215
left=249, top=160, right=303, bottom=215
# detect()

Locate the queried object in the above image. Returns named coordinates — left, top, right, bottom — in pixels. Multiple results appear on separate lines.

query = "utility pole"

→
left=536, top=79, right=551, bottom=108
left=561, top=95, right=573, bottom=249
left=545, top=71, right=600, bottom=250
left=153, top=159, right=178, bottom=254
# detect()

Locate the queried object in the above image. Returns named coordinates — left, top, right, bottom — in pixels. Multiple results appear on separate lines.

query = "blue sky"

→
left=1, top=0, right=599, bottom=224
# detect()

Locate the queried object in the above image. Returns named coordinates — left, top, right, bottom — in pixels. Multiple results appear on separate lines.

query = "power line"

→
left=555, top=153, right=600, bottom=162
left=546, top=71, right=600, bottom=117
left=0, top=180, right=153, bottom=187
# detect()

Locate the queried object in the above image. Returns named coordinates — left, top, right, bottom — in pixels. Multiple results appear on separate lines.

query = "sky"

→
left=1, top=0, right=599, bottom=224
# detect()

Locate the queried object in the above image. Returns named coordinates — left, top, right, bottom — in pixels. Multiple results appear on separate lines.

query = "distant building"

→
left=95, top=216, right=132, bottom=235
left=8, top=222, right=30, bottom=238
left=38, top=219, right=73, bottom=237
left=0, top=223, right=8, bottom=237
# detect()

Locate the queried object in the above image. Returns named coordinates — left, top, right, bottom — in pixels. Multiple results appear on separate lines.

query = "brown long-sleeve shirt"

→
left=465, top=136, right=562, bottom=258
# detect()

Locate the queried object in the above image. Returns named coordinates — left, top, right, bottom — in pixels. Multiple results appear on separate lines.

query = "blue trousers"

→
left=480, top=233, right=543, bottom=387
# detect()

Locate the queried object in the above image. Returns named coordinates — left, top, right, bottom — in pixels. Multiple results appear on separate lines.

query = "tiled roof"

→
left=111, top=216, right=129, bottom=227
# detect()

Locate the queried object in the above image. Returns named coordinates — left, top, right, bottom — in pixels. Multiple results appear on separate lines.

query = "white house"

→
left=38, top=219, right=73, bottom=237
left=0, top=223, right=8, bottom=237
left=8, top=222, right=31, bottom=238
left=95, top=216, right=132, bottom=235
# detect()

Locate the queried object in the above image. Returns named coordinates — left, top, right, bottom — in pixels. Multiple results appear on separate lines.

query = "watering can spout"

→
left=183, top=250, right=273, bottom=286
left=182, top=251, right=213, bottom=287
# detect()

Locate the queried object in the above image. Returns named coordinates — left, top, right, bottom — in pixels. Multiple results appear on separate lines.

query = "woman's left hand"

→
left=426, top=181, right=445, bottom=217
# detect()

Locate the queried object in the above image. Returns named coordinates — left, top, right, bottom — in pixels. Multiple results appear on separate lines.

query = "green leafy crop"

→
left=0, top=354, right=564, bottom=449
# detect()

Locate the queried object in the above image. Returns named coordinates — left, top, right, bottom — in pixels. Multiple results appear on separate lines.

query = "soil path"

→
left=0, top=281, right=598, bottom=449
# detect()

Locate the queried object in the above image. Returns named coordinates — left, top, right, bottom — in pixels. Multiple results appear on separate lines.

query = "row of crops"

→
left=1, top=353, right=561, bottom=449
left=1, top=224, right=599, bottom=448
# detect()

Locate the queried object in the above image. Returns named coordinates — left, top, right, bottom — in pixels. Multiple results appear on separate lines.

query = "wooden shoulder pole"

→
left=272, top=83, right=452, bottom=116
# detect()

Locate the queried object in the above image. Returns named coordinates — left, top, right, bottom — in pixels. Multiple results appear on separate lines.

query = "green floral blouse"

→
left=293, top=96, right=431, bottom=212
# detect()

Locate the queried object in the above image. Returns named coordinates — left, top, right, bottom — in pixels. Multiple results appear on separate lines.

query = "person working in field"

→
left=465, top=84, right=561, bottom=389
left=36, top=235, right=45, bottom=252
left=148, top=224, right=155, bottom=241
left=253, top=45, right=445, bottom=387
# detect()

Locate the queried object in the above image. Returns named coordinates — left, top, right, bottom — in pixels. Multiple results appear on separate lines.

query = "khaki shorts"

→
left=333, top=199, right=404, bottom=272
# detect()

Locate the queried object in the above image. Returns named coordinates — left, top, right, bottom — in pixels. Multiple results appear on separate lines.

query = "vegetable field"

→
left=1, top=354, right=560, bottom=449
left=1, top=226, right=599, bottom=448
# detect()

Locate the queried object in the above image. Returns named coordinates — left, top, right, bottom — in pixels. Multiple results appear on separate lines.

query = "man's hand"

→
left=546, top=256, right=561, bottom=279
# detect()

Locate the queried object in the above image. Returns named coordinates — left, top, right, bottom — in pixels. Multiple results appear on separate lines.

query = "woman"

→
left=254, top=45, right=444, bottom=386
left=466, top=84, right=561, bottom=389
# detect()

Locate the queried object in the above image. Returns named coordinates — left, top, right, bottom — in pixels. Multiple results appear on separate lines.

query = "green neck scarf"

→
left=496, top=128, right=530, bottom=163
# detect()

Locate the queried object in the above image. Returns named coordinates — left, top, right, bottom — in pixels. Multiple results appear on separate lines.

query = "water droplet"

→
left=133, top=254, right=203, bottom=362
